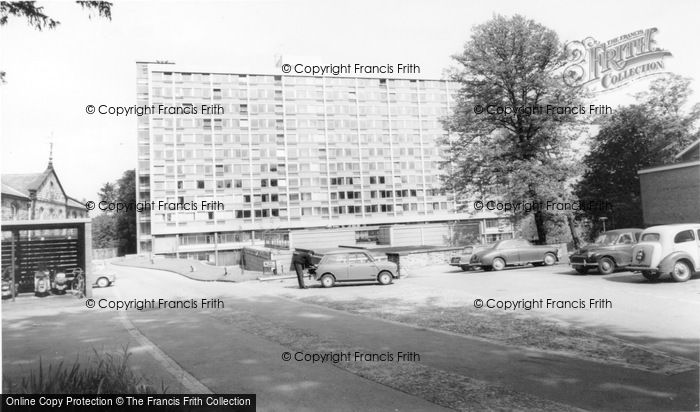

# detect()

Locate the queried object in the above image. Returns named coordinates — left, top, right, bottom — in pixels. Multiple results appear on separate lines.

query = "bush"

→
left=3, top=347, right=166, bottom=394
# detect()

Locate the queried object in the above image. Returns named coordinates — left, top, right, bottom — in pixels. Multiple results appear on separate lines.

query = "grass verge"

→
left=3, top=347, right=166, bottom=394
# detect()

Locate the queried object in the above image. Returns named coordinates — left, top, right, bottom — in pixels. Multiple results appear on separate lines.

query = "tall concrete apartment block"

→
left=136, top=62, right=507, bottom=264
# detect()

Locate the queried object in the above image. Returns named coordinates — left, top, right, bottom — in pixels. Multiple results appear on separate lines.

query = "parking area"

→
left=259, top=263, right=699, bottom=363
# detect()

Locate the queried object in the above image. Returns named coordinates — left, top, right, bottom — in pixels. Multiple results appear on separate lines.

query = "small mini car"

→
left=627, top=224, right=700, bottom=282
left=311, top=249, right=398, bottom=288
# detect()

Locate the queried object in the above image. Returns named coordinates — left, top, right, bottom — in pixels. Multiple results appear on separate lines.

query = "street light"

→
left=599, top=217, right=608, bottom=232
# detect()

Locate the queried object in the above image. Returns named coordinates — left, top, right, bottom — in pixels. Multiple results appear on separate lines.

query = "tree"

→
left=92, top=213, right=116, bottom=249
left=575, top=75, right=699, bottom=233
left=0, top=1, right=112, bottom=82
left=115, top=170, right=136, bottom=255
left=444, top=14, right=585, bottom=244
left=91, top=170, right=136, bottom=255
left=98, top=182, right=117, bottom=208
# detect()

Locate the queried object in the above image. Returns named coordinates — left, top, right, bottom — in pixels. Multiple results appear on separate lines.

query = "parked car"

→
left=569, top=228, right=643, bottom=274
left=310, top=249, right=398, bottom=288
left=449, top=245, right=489, bottom=271
left=627, top=224, right=700, bottom=282
left=470, top=239, right=560, bottom=271
left=92, top=262, right=116, bottom=288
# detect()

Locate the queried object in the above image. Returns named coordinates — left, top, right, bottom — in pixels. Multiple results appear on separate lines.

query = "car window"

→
left=634, top=232, right=641, bottom=242
left=347, top=253, right=371, bottom=264
left=618, top=234, right=633, bottom=244
left=323, top=255, right=346, bottom=264
left=497, top=240, right=513, bottom=249
left=641, top=233, right=660, bottom=242
left=463, top=246, right=473, bottom=254
left=674, top=230, right=695, bottom=243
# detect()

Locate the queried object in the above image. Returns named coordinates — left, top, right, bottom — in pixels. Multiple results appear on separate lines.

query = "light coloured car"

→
left=311, top=249, right=398, bottom=288
left=92, top=262, right=116, bottom=288
left=449, top=244, right=489, bottom=271
left=627, top=223, right=700, bottom=282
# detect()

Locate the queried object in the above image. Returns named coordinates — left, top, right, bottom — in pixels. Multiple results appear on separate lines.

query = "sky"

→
left=1, top=0, right=699, bottom=202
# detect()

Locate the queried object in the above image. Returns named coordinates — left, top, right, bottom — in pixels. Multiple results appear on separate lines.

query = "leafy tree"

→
left=0, top=1, right=112, bottom=82
left=91, top=170, right=135, bottom=255
left=97, top=182, right=117, bottom=208
left=444, top=14, right=585, bottom=244
left=115, top=170, right=136, bottom=255
left=92, top=213, right=116, bottom=249
left=575, top=75, right=699, bottom=233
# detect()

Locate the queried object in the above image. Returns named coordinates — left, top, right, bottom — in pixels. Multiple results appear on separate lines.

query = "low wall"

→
left=93, top=247, right=118, bottom=260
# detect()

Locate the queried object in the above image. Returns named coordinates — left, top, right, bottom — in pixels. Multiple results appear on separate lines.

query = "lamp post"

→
left=599, top=216, right=608, bottom=232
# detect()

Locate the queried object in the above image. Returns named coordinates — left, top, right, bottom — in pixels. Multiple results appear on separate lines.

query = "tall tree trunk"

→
left=567, top=214, right=581, bottom=250
left=533, top=211, right=547, bottom=245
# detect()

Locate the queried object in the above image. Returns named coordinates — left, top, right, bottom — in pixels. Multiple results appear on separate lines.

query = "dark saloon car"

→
left=469, top=239, right=560, bottom=271
left=569, top=228, right=642, bottom=275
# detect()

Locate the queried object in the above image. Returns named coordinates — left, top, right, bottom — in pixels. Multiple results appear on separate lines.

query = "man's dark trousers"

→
left=294, top=262, right=306, bottom=288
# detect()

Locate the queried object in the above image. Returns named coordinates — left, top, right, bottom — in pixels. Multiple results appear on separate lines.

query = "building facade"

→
left=1, top=159, right=87, bottom=223
left=638, top=139, right=700, bottom=226
left=136, top=62, right=508, bottom=263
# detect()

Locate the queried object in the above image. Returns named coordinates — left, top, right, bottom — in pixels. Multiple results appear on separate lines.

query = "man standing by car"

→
left=292, top=250, right=313, bottom=289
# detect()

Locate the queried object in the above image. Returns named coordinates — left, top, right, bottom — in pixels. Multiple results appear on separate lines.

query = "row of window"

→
left=151, top=71, right=450, bottom=90
left=152, top=117, right=442, bottom=131
left=149, top=131, right=446, bottom=145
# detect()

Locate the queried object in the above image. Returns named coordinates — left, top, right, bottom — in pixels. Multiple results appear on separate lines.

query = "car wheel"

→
left=491, top=258, right=505, bottom=271
left=96, top=277, right=110, bottom=288
left=543, top=253, right=556, bottom=266
left=597, top=257, right=615, bottom=275
left=460, top=265, right=470, bottom=271
left=670, top=260, right=692, bottom=282
left=642, top=271, right=660, bottom=282
left=377, top=271, right=393, bottom=285
left=320, top=274, right=335, bottom=288
left=574, top=266, right=588, bottom=275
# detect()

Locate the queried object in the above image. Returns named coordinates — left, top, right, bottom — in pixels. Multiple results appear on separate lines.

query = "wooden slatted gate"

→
left=1, top=219, right=93, bottom=298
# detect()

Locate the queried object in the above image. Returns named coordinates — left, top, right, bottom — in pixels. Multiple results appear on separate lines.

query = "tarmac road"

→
left=4, top=262, right=699, bottom=410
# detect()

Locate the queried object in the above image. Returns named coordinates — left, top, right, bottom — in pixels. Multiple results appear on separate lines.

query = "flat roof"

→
left=138, top=61, right=453, bottom=83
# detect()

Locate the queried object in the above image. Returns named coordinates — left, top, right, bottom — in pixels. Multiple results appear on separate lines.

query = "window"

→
left=197, top=180, right=205, bottom=189
left=618, top=234, right=633, bottom=244
left=347, top=253, right=371, bottom=264
left=323, top=255, right=346, bottom=264
left=641, top=233, right=660, bottom=242
left=674, top=230, right=695, bottom=243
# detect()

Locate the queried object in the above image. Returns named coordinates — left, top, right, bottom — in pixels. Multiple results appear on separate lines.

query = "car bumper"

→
left=569, top=261, right=598, bottom=267
left=626, top=266, right=657, bottom=273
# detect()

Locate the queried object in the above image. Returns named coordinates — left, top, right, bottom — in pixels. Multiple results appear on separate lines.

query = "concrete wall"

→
left=387, top=224, right=451, bottom=247
left=290, top=228, right=356, bottom=249
left=153, top=235, right=179, bottom=254
left=640, top=163, right=700, bottom=226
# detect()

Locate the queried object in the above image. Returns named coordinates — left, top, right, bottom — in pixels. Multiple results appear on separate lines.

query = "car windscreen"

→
left=641, top=233, right=660, bottom=242
left=593, top=233, right=618, bottom=245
